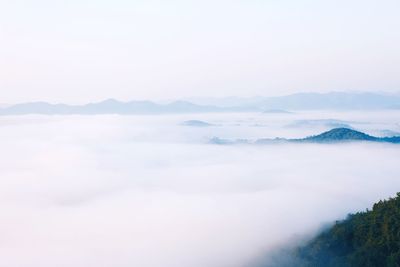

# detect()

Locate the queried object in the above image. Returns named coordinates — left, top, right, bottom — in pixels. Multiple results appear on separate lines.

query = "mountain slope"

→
left=296, top=193, right=400, bottom=267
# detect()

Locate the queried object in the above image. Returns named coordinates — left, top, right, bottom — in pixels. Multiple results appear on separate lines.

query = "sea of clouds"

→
left=0, top=111, right=399, bottom=267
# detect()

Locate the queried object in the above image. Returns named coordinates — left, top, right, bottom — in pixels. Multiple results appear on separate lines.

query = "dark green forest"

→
left=296, top=193, right=400, bottom=267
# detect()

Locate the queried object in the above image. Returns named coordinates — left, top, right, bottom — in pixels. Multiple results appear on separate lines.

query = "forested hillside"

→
left=297, top=193, right=400, bottom=267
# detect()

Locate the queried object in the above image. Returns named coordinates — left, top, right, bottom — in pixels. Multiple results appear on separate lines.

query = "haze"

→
left=1, top=112, right=400, bottom=266
left=1, top=1, right=400, bottom=266
left=1, top=0, right=400, bottom=103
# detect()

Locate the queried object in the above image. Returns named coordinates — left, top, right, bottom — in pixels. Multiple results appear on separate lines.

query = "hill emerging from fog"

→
left=180, top=120, right=214, bottom=127
left=298, top=128, right=400, bottom=143
left=294, top=193, right=400, bottom=267
left=1, top=92, right=400, bottom=115
left=299, top=128, right=378, bottom=142
left=211, top=128, right=400, bottom=145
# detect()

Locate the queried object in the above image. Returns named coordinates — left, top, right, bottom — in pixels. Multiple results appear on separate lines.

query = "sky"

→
left=0, top=0, right=399, bottom=103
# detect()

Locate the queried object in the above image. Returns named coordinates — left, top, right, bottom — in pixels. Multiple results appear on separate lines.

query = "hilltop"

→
left=297, top=128, right=400, bottom=143
left=298, top=128, right=378, bottom=143
left=212, top=128, right=400, bottom=145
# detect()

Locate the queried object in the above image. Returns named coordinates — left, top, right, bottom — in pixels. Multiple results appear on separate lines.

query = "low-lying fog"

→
left=0, top=111, right=399, bottom=267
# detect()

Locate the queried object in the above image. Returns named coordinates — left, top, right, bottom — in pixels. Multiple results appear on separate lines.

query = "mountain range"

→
left=0, top=99, right=228, bottom=115
left=1, top=92, right=400, bottom=115
left=186, top=92, right=400, bottom=110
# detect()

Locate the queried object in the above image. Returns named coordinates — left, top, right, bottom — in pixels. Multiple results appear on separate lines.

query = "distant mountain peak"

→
left=99, top=98, right=122, bottom=104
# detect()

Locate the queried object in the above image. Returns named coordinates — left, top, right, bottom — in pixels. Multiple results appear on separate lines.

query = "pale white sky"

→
left=0, top=0, right=399, bottom=103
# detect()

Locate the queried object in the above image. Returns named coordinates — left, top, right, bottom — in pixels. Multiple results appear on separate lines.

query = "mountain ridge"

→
left=2, top=92, right=400, bottom=115
left=186, top=92, right=400, bottom=110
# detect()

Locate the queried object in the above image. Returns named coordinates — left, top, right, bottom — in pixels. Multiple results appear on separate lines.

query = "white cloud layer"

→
left=0, top=112, right=399, bottom=266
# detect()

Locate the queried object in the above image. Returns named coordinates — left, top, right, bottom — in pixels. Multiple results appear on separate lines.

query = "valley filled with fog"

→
left=0, top=110, right=399, bottom=267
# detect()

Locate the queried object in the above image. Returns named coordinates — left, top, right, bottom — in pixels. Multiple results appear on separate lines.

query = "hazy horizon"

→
left=1, top=1, right=400, bottom=266
left=1, top=0, right=400, bottom=103
left=0, top=90, right=400, bottom=106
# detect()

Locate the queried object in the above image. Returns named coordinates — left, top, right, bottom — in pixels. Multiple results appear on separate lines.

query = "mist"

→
left=0, top=111, right=399, bottom=267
